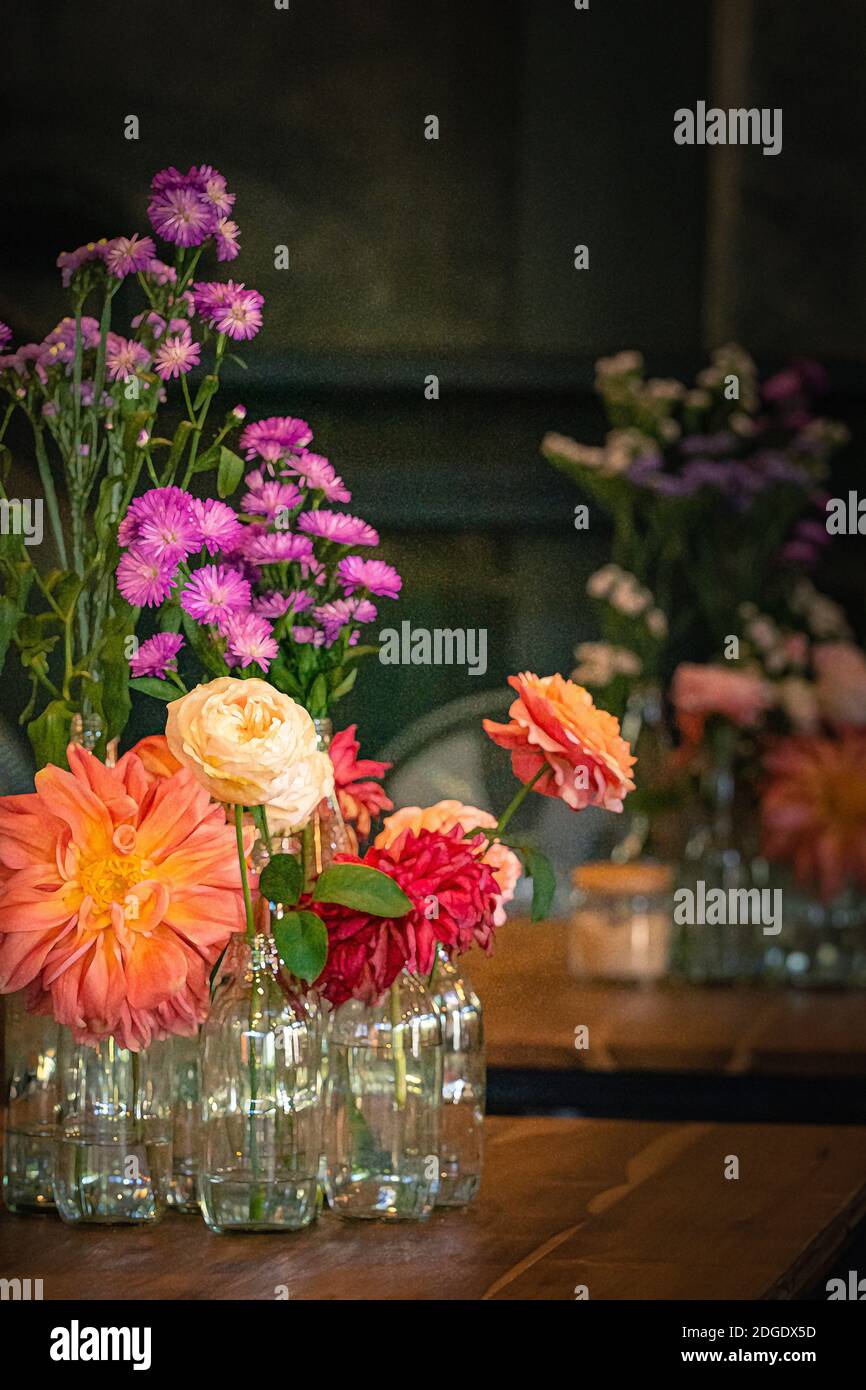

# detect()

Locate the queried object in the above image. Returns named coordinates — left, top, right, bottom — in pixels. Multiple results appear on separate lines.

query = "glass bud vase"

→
left=167, top=1031, right=201, bottom=1212
left=325, top=970, right=443, bottom=1221
left=199, top=932, right=322, bottom=1234
left=307, top=718, right=356, bottom=868
left=429, top=948, right=485, bottom=1207
left=54, top=1034, right=172, bottom=1224
left=2, top=995, right=60, bottom=1213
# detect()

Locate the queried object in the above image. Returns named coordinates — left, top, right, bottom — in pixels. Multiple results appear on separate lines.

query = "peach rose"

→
left=166, top=677, right=333, bottom=822
left=813, top=642, right=866, bottom=728
left=671, top=663, right=774, bottom=730
left=483, top=673, right=636, bottom=812
left=375, top=799, right=523, bottom=926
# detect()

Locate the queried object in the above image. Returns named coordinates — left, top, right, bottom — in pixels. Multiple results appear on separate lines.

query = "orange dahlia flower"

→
left=483, top=673, right=636, bottom=812
left=760, top=731, right=866, bottom=901
left=121, top=733, right=183, bottom=781
left=0, top=743, right=251, bottom=1050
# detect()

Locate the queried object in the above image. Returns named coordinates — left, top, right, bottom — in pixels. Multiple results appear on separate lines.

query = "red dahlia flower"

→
left=311, top=827, right=499, bottom=1006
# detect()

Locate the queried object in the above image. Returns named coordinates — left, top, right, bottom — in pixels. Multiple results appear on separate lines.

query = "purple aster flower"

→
left=298, top=510, right=378, bottom=547
left=116, top=548, right=177, bottom=608
left=215, top=217, right=241, bottom=262
left=56, top=239, right=109, bottom=288
left=239, top=416, right=312, bottom=462
left=241, top=480, right=302, bottom=521
left=180, top=564, right=251, bottom=626
left=190, top=497, right=243, bottom=556
left=144, top=259, right=177, bottom=286
left=191, top=279, right=239, bottom=318
left=286, top=451, right=352, bottom=503
left=336, top=556, right=402, bottom=598
left=212, top=287, right=264, bottom=341
left=189, top=165, right=235, bottom=216
left=0, top=323, right=11, bottom=351
left=118, top=486, right=191, bottom=547
left=41, top=316, right=101, bottom=365
left=252, top=588, right=314, bottom=619
left=121, top=487, right=199, bottom=564
left=222, top=612, right=279, bottom=671
left=105, top=333, right=151, bottom=383
left=131, top=309, right=167, bottom=340
left=240, top=529, right=315, bottom=565
left=103, top=234, right=157, bottom=279
left=314, top=597, right=378, bottom=641
left=148, top=185, right=218, bottom=248
left=130, top=631, right=184, bottom=679
left=154, top=330, right=201, bottom=380
left=292, top=625, right=326, bottom=648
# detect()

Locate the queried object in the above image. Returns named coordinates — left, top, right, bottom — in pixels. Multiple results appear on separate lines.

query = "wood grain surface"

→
left=3, top=1116, right=866, bottom=1301
left=474, top=921, right=866, bottom=1075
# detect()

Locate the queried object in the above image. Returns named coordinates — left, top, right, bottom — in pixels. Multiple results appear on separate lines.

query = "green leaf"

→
left=328, top=666, right=358, bottom=702
left=192, top=373, right=219, bottom=411
left=314, top=863, right=412, bottom=918
left=209, top=943, right=229, bottom=998
left=258, top=852, right=303, bottom=907
left=217, top=446, right=245, bottom=499
left=0, top=595, right=23, bottom=673
left=129, top=676, right=179, bottom=702
left=27, top=699, right=75, bottom=771
left=521, top=846, right=556, bottom=922
left=307, top=672, right=328, bottom=717
left=273, top=910, right=328, bottom=983
left=167, top=419, right=195, bottom=477
left=181, top=610, right=229, bottom=677
left=159, top=604, right=183, bottom=634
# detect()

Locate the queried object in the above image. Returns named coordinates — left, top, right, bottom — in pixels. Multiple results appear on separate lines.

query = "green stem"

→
left=389, top=978, right=407, bottom=1110
left=495, top=764, right=546, bottom=838
left=30, top=423, right=68, bottom=568
left=234, top=804, right=256, bottom=942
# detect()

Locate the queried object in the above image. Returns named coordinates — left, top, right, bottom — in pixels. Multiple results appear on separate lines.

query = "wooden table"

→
left=473, top=922, right=866, bottom=1120
left=3, top=1116, right=866, bottom=1300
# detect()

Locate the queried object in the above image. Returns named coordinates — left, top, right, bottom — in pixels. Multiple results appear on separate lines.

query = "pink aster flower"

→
left=298, top=510, right=379, bottom=547
left=103, top=234, right=157, bottom=278
left=105, top=333, right=151, bottom=383
left=222, top=612, right=279, bottom=671
left=180, top=564, right=251, bottom=626
left=191, top=279, right=239, bottom=318
left=212, top=287, right=264, bottom=341
left=118, top=486, right=191, bottom=548
left=0, top=323, right=11, bottom=351
left=252, top=589, right=314, bottom=618
left=241, top=480, right=302, bottom=521
left=337, top=556, right=402, bottom=599
left=190, top=165, right=235, bottom=216
left=286, top=451, right=352, bottom=503
left=56, top=240, right=109, bottom=287
left=148, top=185, right=218, bottom=248
left=239, top=415, right=313, bottom=461
left=41, top=316, right=101, bottom=366
left=129, top=631, right=184, bottom=679
left=240, top=530, right=314, bottom=565
left=144, top=259, right=177, bottom=286
left=315, top=598, right=377, bottom=641
left=190, top=497, right=243, bottom=555
left=215, top=217, right=241, bottom=262
left=116, top=548, right=177, bottom=608
left=154, top=330, right=201, bottom=381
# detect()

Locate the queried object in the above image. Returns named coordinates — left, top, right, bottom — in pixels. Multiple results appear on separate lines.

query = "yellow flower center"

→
left=80, top=854, right=144, bottom=909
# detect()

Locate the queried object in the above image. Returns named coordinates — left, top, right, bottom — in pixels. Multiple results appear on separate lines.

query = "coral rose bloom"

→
left=483, top=673, right=635, bottom=812
left=761, top=731, right=866, bottom=901
left=0, top=744, right=250, bottom=1050
left=376, top=800, right=522, bottom=925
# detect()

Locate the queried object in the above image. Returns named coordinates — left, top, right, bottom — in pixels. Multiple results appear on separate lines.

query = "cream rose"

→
left=165, top=677, right=333, bottom=821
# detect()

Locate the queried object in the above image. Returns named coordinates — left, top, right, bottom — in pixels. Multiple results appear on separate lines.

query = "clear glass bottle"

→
left=325, top=971, right=443, bottom=1221
left=429, top=948, right=485, bottom=1208
left=53, top=1034, right=172, bottom=1224
left=199, top=932, right=322, bottom=1233
left=678, top=748, right=763, bottom=984
left=2, top=995, right=60, bottom=1213
left=167, top=1031, right=201, bottom=1212
left=303, top=718, right=355, bottom=867
left=2, top=712, right=116, bottom=1215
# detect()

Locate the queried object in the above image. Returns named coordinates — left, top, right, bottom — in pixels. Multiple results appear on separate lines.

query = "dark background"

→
left=1, top=0, right=864, bottom=757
